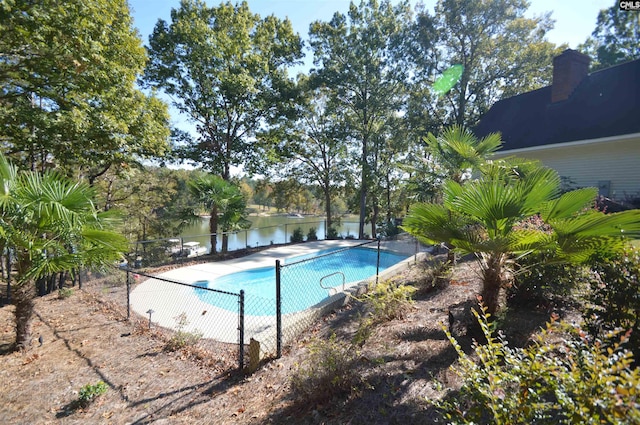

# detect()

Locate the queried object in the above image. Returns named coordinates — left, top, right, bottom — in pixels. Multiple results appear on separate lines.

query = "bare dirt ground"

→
left=0, top=257, right=561, bottom=424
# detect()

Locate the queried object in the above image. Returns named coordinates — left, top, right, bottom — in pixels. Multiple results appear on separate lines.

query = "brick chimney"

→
left=552, top=49, right=590, bottom=103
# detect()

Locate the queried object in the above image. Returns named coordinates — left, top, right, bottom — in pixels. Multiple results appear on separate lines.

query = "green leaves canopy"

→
left=580, top=1, right=640, bottom=71
left=409, top=0, right=562, bottom=127
left=144, top=0, right=303, bottom=179
left=0, top=0, right=170, bottom=178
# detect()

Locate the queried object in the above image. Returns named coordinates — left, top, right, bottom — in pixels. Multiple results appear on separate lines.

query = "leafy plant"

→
left=353, top=280, right=416, bottom=346
left=57, top=288, right=74, bottom=299
left=326, top=226, right=339, bottom=240
left=78, top=381, right=108, bottom=405
left=165, top=313, right=203, bottom=351
left=290, top=227, right=304, bottom=243
left=584, top=247, right=640, bottom=361
left=437, top=302, right=640, bottom=424
left=306, top=227, right=318, bottom=241
left=413, top=259, right=452, bottom=294
left=508, top=251, right=590, bottom=308
left=290, top=333, right=362, bottom=404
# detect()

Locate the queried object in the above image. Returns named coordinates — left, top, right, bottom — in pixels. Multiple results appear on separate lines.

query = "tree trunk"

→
left=480, top=255, right=504, bottom=317
left=221, top=230, right=229, bottom=253
left=359, top=135, right=368, bottom=240
left=371, top=199, right=379, bottom=239
left=13, top=283, right=35, bottom=350
left=324, top=184, right=332, bottom=236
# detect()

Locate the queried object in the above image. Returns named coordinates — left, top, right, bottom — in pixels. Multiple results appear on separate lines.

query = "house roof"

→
left=474, top=58, right=640, bottom=151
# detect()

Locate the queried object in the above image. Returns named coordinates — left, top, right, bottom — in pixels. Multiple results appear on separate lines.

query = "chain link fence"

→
left=57, top=232, right=429, bottom=373
left=248, top=234, right=428, bottom=361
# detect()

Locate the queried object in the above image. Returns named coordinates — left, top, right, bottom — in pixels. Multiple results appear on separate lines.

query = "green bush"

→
left=306, top=227, right=318, bottom=241
left=508, top=252, right=590, bottom=308
left=436, top=303, right=640, bottom=424
left=78, top=381, right=108, bottom=405
left=290, top=334, right=362, bottom=404
left=57, top=287, right=74, bottom=299
left=413, top=259, right=452, bottom=294
left=353, top=280, right=416, bottom=346
left=326, top=226, right=339, bottom=240
left=584, top=247, right=640, bottom=361
left=290, top=227, right=304, bottom=243
left=165, top=313, right=203, bottom=351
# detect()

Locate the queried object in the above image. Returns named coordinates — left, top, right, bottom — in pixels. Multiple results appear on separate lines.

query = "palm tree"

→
left=189, top=175, right=249, bottom=254
left=0, top=153, right=127, bottom=349
left=416, top=125, right=503, bottom=264
left=424, top=125, right=503, bottom=185
left=402, top=159, right=640, bottom=316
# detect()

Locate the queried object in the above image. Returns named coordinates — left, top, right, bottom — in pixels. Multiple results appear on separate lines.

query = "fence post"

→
left=239, top=289, right=245, bottom=371
left=284, top=224, right=288, bottom=244
left=276, top=259, right=282, bottom=358
left=126, top=270, right=131, bottom=320
left=376, top=238, right=381, bottom=286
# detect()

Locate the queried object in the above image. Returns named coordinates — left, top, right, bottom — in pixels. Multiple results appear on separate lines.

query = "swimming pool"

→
left=193, top=247, right=409, bottom=316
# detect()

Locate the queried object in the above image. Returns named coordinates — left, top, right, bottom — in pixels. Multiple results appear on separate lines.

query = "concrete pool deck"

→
left=129, top=239, right=421, bottom=355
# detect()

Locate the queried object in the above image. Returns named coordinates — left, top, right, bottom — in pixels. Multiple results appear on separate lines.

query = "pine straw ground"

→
left=0, top=256, right=571, bottom=425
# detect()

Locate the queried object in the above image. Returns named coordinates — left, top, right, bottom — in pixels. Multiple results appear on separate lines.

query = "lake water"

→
left=180, top=215, right=369, bottom=253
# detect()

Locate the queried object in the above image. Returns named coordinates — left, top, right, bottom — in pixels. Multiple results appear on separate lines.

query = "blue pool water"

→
left=193, top=247, right=409, bottom=316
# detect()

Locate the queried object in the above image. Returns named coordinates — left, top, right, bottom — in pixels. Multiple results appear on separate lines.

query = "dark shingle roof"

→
left=474, top=59, right=640, bottom=150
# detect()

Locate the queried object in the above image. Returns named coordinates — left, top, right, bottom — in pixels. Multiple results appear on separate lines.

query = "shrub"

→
left=584, top=247, right=640, bottom=361
left=290, top=227, right=304, bottom=243
left=508, top=252, right=590, bottom=308
left=436, top=303, right=640, bottom=424
left=326, top=226, right=340, bottom=239
left=306, top=227, right=318, bottom=241
left=78, top=381, right=108, bottom=405
left=376, top=219, right=400, bottom=237
left=165, top=313, right=203, bottom=351
left=57, top=287, right=74, bottom=299
left=353, top=280, right=416, bottom=346
left=290, top=333, right=362, bottom=404
left=413, top=259, right=452, bottom=294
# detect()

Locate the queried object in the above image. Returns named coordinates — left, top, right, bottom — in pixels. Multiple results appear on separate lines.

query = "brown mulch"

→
left=0, top=257, right=560, bottom=424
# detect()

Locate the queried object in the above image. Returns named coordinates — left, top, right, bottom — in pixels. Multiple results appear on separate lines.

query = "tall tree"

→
left=309, top=0, right=412, bottom=239
left=278, top=86, right=348, bottom=233
left=0, top=153, right=127, bottom=349
left=144, top=0, right=303, bottom=180
left=410, top=0, right=561, bottom=128
left=580, top=1, right=640, bottom=71
left=0, top=0, right=170, bottom=178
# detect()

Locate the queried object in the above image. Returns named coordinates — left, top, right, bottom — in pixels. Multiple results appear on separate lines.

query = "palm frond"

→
left=401, top=202, right=471, bottom=246
left=540, top=187, right=598, bottom=221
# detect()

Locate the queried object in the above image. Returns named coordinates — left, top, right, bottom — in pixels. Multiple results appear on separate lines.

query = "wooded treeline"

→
left=1, top=0, right=637, bottom=242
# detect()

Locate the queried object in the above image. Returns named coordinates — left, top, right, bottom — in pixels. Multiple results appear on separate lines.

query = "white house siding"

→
left=494, top=134, right=640, bottom=201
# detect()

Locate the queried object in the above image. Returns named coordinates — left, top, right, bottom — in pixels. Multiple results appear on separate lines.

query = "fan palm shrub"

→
left=189, top=175, right=249, bottom=253
left=0, top=153, right=127, bottom=349
left=402, top=159, right=640, bottom=316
